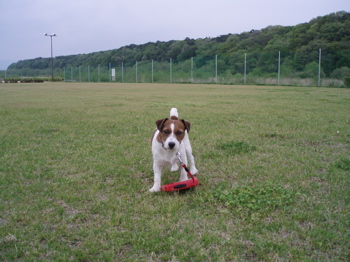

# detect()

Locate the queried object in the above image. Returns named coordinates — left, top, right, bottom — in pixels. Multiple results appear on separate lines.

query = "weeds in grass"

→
left=212, top=183, right=297, bottom=219
left=335, top=158, right=350, bottom=170
left=217, top=140, right=257, bottom=155
left=260, top=132, right=286, bottom=139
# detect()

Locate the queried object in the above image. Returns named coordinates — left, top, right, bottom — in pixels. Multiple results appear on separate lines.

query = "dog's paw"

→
left=190, top=167, right=198, bottom=175
left=180, top=171, right=189, bottom=181
left=149, top=186, right=161, bottom=193
left=171, top=163, right=179, bottom=172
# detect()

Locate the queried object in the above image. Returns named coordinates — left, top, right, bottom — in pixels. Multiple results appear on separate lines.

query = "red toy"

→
left=161, top=152, right=199, bottom=192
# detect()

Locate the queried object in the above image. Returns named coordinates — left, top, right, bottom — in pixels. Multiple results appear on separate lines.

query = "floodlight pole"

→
left=44, top=33, right=57, bottom=82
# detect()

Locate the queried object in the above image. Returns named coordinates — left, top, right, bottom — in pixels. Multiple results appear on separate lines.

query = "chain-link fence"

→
left=2, top=50, right=350, bottom=86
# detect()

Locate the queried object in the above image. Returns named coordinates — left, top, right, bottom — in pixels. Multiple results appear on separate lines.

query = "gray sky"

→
left=0, top=0, right=349, bottom=69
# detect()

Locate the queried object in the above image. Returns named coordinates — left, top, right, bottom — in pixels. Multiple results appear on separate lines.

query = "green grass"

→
left=1, top=82, right=349, bottom=261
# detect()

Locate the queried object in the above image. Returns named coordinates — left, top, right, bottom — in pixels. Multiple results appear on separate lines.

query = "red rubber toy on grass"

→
left=161, top=152, right=199, bottom=192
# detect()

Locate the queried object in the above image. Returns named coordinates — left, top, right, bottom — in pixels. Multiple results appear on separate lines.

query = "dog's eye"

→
left=176, top=131, right=183, bottom=136
left=163, top=130, right=170, bottom=135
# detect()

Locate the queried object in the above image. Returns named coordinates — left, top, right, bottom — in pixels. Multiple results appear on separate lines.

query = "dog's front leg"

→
left=187, top=154, right=198, bottom=175
left=179, top=155, right=189, bottom=182
left=150, top=162, right=162, bottom=192
left=179, top=167, right=188, bottom=182
left=184, top=135, right=198, bottom=175
left=171, top=163, right=179, bottom=172
left=179, top=166, right=189, bottom=181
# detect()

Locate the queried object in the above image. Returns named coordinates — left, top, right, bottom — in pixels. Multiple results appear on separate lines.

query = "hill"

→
left=6, top=11, right=350, bottom=81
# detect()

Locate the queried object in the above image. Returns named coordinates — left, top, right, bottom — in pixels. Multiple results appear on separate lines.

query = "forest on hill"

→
left=5, top=11, right=350, bottom=84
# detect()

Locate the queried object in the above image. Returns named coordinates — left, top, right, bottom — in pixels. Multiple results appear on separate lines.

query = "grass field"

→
left=1, top=82, right=349, bottom=261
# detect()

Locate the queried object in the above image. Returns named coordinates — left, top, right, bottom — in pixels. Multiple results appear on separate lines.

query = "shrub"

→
left=3, top=77, right=62, bottom=83
left=344, top=77, right=350, bottom=87
left=298, top=62, right=325, bottom=79
left=331, top=66, right=350, bottom=79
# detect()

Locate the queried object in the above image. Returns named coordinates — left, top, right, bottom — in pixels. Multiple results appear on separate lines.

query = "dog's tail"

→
left=170, top=108, right=178, bottom=120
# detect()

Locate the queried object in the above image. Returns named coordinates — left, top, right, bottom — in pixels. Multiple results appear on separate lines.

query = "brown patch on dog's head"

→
left=155, top=118, right=190, bottom=143
left=156, top=118, right=171, bottom=143
left=172, top=120, right=186, bottom=141
left=181, top=119, right=191, bottom=133
left=155, top=118, right=169, bottom=131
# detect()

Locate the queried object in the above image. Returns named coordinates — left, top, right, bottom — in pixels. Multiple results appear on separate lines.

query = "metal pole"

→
left=191, top=57, right=193, bottom=82
left=278, top=51, right=281, bottom=86
left=215, top=55, right=218, bottom=84
left=318, top=48, right=322, bottom=87
left=51, top=36, right=53, bottom=81
left=109, top=63, right=111, bottom=82
left=244, top=53, right=247, bottom=85
left=122, top=62, right=124, bottom=83
left=44, top=33, right=56, bottom=82
left=98, top=64, right=100, bottom=82
left=170, top=58, right=172, bottom=83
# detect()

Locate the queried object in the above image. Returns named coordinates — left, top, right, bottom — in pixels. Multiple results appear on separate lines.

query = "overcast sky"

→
left=0, top=0, right=349, bottom=69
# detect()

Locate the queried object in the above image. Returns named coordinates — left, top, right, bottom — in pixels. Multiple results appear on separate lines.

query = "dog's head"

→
left=155, top=118, right=191, bottom=150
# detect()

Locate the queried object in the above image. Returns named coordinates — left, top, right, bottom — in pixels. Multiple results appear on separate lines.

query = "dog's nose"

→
left=168, top=142, right=175, bottom=149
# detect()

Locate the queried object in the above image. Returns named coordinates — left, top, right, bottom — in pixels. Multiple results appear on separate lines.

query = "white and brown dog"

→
left=150, top=108, right=198, bottom=192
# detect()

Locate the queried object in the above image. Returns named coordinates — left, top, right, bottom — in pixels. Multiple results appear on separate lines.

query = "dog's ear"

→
left=155, top=118, right=169, bottom=131
left=181, top=119, right=191, bottom=133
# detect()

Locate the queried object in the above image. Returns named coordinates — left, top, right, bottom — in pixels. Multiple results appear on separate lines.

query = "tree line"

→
left=7, top=11, right=350, bottom=79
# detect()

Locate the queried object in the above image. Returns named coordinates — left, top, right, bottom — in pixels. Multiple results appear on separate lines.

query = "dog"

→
left=150, top=108, right=198, bottom=192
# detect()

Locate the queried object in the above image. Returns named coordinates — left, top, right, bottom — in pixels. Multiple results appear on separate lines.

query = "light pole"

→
left=44, top=33, right=57, bottom=81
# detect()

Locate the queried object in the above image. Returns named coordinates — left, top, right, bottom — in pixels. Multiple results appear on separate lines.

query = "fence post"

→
left=71, top=66, right=73, bottom=81
left=244, top=53, right=247, bottom=85
left=122, top=62, right=124, bottom=83
left=215, top=55, right=218, bottom=84
left=136, top=61, right=138, bottom=83
left=278, top=51, right=281, bottom=86
left=88, top=65, right=90, bottom=82
left=152, top=60, right=154, bottom=83
left=318, top=49, right=322, bottom=87
left=170, top=58, right=172, bottom=83
left=108, top=63, right=112, bottom=82
left=191, top=57, right=193, bottom=82
left=79, top=66, right=81, bottom=82
left=98, top=64, right=100, bottom=82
